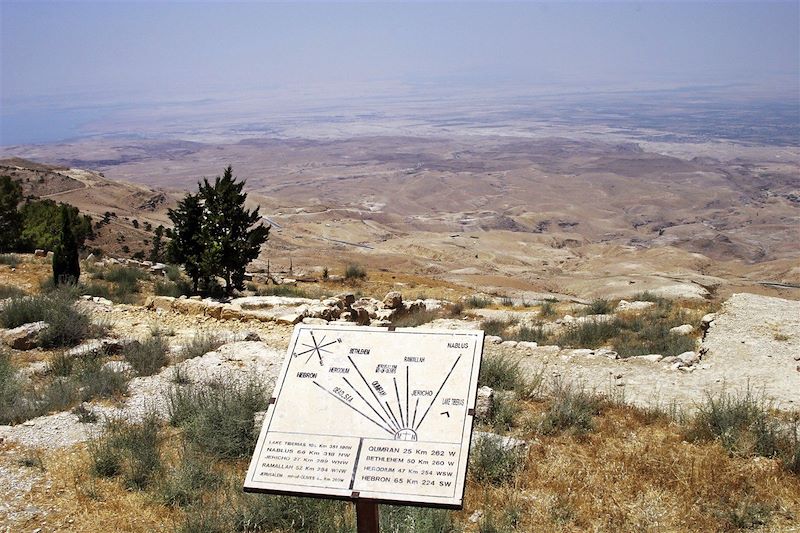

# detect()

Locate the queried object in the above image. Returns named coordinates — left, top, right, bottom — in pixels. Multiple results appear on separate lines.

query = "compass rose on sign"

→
left=293, top=331, right=341, bottom=366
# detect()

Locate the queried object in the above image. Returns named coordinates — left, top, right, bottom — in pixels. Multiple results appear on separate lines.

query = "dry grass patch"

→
left=464, top=402, right=800, bottom=532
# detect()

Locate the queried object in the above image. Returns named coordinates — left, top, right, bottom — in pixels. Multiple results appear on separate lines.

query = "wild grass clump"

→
left=0, top=253, right=20, bottom=267
left=536, top=381, right=604, bottom=436
left=512, top=323, right=549, bottom=343
left=554, top=320, right=620, bottom=349
left=479, top=353, right=523, bottom=391
left=584, top=298, right=612, bottom=315
left=685, top=389, right=788, bottom=461
left=230, top=494, right=351, bottom=533
left=0, top=293, right=51, bottom=328
left=72, top=403, right=98, bottom=423
left=154, top=279, right=192, bottom=297
left=481, top=318, right=511, bottom=338
left=550, top=296, right=703, bottom=357
left=391, top=308, right=440, bottom=328
left=470, top=434, right=525, bottom=485
left=1, top=353, right=77, bottom=423
left=124, top=334, right=169, bottom=376
left=165, top=264, right=182, bottom=282
left=614, top=324, right=696, bottom=358
left=0, top=288, right=92, bottom=348
left=175, top=334, right=223, bottom=362
left=379, top=505, right=457, bottom=533
left=465, top=295, right=492, bottom=309
left=632, top=291, right=670, bottom=305
left=91, top=265, right=148, bottom=302
left=538, top=300, right=557, bottom=318
left=487, top=393, right=520, bottom=432
left=344, top=263, right=367, bottom=281
left=48, top=352, right=74, bottom=377
left=256, top=284, right=310, bottom=298
left=0, top=352, right=24, bottom=423
left=89, top=412, right=162, bottom=489
left=168, top=378, right=268, bottom=459
left=75, top=356, right=129, bottom=400
left=0, top=284, right=24, bottom=299
left=159, top=448, right=223, bottom=507
left=37, top=297, right=93, bottom=348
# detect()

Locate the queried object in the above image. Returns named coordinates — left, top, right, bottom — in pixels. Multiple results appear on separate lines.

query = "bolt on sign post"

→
left=244, top=324, right=485, bottom=533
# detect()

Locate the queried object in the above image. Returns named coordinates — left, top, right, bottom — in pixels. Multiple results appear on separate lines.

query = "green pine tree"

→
left=167, top=193, right=205, bottom=293
left=199, top=166, right=270, bottom=296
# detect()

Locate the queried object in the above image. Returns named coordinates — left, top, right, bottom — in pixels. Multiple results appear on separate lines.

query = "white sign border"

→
left=243, top=324, right=485, bottom=510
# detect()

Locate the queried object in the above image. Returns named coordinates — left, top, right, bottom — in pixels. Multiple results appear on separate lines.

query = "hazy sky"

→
left=1, top=1, right=798, bottom=143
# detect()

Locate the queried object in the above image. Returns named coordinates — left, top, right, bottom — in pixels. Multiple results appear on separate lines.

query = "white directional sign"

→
left=244, top=324, right=485, bottom=508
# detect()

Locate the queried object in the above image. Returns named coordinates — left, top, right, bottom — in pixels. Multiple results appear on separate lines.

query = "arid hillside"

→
left=2, top=132, right=797, bottom=303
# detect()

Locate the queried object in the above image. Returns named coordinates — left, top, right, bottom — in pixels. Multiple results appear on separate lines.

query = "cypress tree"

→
left=52, top=205, right=80, bottom=285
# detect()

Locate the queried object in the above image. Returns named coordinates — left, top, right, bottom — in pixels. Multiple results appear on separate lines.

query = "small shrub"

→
left=465, top=296, right=492, bottom=309
left=539, top=300, right=557, bottom=318
left=165, top=264, right=182, bottom=282
left=479, top=354, right=522, bottom=391
left=344, top=263, right=367, bottom=281
left=554, top=320, right=620, bottom=349
left=231, top=494, right=350, bottom=533
left=89, top=412, right=161, bottom=489
left=720, top=499, right=771, bottom=530
left=0, top=353, right=23, bottom=423
left=124, top=334, right=168, bottom=376
left=168, top=378, right=268, bottom=459
left=72, top=403, right=98, bottom=423
left=81, top=281, right=114, bottom=301
left=481, top=318, right=510, bottom=338
left=160, top=448, right=222, bottom=507
left=512, top=323, right=549, bottom=343
left=380, top=505, right=456, bottom=533
left=632, top=291, right=669, bottom=305
left=0, top=288, right=91, bottom=348
left=537, top=381, right=603, bottom=436
left=0, top=253, right=19, bottom=267
left=39, top=377, right=78, bottom=414
left=95, top=265, right=147, bottom=302
left=38, top=298, right=92, bottom=349
left=99, top=265, right=147, bottom=285
left=0, top=294, right=49, bottom=328
left=175, top=334, right=222, bottom=362
left=256, top=284, right=309, bottom=298
left=488, top=394, right=519, bottom=432
left=470, top=434, right=525, bottom=485
left=154, top=279, right=192, bottom=297
left=500, top=296, right=513, bottom=307
left=0, top=284, right=24, bottom=299
left=392, top=309, right=440, bottom=328
left=48, top=353, right=74, bottom=377
left=686, top=389, right=782, bottom=458
left=76, top=358, right=129, bottom=400
left=448, top=302, right=464, bottom=317
left=584, top=298, right=612, bottom=315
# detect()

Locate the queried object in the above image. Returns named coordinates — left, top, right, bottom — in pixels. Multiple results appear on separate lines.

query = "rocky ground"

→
left=1, top=286, right=798, bottom=530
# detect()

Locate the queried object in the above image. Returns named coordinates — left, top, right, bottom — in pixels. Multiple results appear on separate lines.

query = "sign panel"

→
left=244, top=324, right=485, bottom=508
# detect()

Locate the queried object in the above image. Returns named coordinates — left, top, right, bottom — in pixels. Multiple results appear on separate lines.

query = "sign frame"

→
left=243, top=324, right=485, bottom=510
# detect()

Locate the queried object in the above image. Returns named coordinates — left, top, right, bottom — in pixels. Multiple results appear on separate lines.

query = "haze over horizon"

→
left=1, top=1, right=798, bottom=145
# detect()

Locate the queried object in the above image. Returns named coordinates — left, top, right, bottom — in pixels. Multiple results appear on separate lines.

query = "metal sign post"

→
left=243, top=325, right=484, bottom=529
